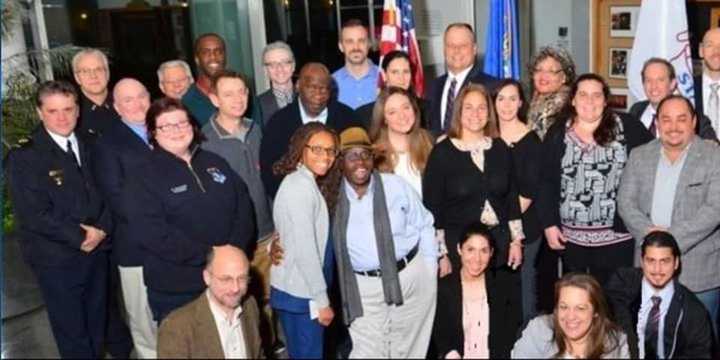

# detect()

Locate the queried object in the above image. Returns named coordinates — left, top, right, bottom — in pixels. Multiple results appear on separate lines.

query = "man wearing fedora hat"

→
left=332, top=126, right=438, bottom=358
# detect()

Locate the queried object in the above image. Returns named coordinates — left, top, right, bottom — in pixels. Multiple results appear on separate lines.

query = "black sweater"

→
left=127, top=147, right=256, bottom=293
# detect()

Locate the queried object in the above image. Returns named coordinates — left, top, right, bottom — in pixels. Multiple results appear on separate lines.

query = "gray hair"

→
left=157, top=60, right=194, bottom=83
left=72, top=48, right=109, bottom=73
left=262, top=41, right=295, bottom=64
left=528, top=46, right=577, bottom=87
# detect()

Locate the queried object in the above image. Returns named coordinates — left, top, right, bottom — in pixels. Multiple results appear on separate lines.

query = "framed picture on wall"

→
left=609, top=88, right=630, bottom=112
left=610, top=6, right=639, bottom=37
left=609, top=48, right=630, bottom=79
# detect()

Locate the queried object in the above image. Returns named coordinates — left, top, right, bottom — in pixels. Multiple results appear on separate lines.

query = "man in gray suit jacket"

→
left=618, top=95, right=720, bottom=338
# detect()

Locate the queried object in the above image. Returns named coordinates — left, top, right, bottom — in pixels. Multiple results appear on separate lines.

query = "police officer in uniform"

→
left=5, top=80, right=111, bottom=358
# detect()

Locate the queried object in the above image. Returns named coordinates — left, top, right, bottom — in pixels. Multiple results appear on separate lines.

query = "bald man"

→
left=92, top=78, right=157, bottom=358
left=259, top=62, right=361, bottom=197
left=158, top=245, right=263, bottom=359
left=695, top=27, right=720, bottom=140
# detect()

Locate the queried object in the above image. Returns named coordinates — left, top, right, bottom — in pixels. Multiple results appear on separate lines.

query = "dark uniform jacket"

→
left=606, top=268, right=714, bottom=359
left=78, top=93, right=118, bottom=138
left=5, top=126, right=111, bottom=267
left=126, top=146, right=256, bottom=293
left=91, top=117, right=152, bottom=266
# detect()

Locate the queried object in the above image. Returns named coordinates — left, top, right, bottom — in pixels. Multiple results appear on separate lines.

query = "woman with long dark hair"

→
left=537, top=73, right=653, bottom=286
left=269, top=122, right=342, bottom=358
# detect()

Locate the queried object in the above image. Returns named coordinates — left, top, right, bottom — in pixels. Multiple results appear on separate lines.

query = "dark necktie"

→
left=648, top=113, right=658, bottom=138
left=66, top=139, right=80, bottom=167
left=644, top=295, right=661, bottom=359
left=443, top=77, right=458, bottom=131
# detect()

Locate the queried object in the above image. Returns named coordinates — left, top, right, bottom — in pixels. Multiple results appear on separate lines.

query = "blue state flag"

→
left=483, top=0, right=521, bottom=79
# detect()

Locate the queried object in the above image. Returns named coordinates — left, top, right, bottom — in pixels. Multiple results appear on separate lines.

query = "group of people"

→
left=5, top=17, right=720, bottom=359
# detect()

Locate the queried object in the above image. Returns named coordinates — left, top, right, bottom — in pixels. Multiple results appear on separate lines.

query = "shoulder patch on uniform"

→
left=13, top=137, right=32, bottom=148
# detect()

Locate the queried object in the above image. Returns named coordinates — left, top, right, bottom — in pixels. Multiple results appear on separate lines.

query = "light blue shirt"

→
left=343, top=173, right=437, bottom=272
left=651, top=145, right=690, bottom=228
left=332, top=62, right=380, bottom=109
left=298, top=100, right=328, bottom=125
left=638, top=277, right=675, bottom=359
left=122, top=119, right=149, bottom=145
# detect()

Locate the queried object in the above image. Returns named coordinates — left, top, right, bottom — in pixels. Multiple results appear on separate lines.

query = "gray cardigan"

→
left=511, top=315, right=630, bottom=359
left=270, top=165, right=330, bottom=307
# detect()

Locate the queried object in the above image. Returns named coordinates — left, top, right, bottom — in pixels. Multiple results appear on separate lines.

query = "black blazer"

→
left=628, top=99, right=717, bottom=140
left=91, top=118, right=152, bottom=266
left=433, top=270, right=518, bottom=358
left=5, top=126, right=112, bottom=267
left=694, top=75, right=704, bottom=117
left=606, top=268, right=714, bottom=359
left=259, top=99, right=361, bottom=198
left=427, top=62, right=498, bottom=135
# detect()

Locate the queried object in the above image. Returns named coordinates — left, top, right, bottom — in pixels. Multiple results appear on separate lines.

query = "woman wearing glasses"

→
left=125, top=98, right=256, bottom=323
left=269, top=122, right=342, bottom=359
left=527, top=46, right=577, bottom=140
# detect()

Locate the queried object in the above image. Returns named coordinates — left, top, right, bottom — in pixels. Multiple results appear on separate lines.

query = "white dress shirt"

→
left=47, top=130, right=81, bottom=166
left=702, top=73, right=720, bottom=135
left=440, top=66, right=474, bottom=128
left=299, top=100, right=328, bottom=124
left=206, top=291, right=247, bottom=359
left=640, top=104, right=657, bottom=137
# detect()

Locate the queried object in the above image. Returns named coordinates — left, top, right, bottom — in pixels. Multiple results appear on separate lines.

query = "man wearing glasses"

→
left=72, top=48, right=117, bottom=137
left=258, top=41, right=296, bottom=128
left=158, top=245, right=263, bottom=358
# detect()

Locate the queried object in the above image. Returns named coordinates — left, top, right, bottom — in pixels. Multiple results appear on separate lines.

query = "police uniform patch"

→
left=207, top=167, right=226, bottom=184
left=48, top=169, right=63, bottom=186
left=171, top=184, right=188, bottom=193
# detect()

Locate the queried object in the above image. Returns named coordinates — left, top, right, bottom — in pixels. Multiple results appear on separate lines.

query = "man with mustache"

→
left=618, top=95, right=720, bottom=341
left=606, top=232, right=713, bottom=358
left=332, top=19, right=380, bottom=110
left=157, top=245, right=263, bottom=358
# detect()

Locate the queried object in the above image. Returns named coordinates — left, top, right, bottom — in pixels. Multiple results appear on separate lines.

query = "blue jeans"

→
left=521, top=237, right=542, bottom=326
left=695, top=287, right=720, bottom=342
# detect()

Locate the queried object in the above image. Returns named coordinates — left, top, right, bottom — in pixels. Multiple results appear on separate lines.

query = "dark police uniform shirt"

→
left=78, top=93, right=118, bottom=138
left=5, top=126, right=111, bottom=267
left=125, top=146, right=256, bottom=293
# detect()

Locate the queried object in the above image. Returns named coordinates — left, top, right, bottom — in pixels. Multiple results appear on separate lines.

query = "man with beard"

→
left=694, top=27, right=720, bottom=139
left=157, top=245, right=263, bottom=358
left=606, top=232, right=713, bottom=358
left=182, top=33, right=227, bottom=126
left=332, top=19, right=380, bottom=110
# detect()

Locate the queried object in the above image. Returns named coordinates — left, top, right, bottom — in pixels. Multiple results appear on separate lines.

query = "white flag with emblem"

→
left=627, top=0, right=694, bottom=103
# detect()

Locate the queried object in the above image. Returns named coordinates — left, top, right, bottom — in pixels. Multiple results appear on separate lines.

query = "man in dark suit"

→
left=72, top=48, right=117, bottom=138
left=428, top=23, right=497, bottom=135
left=257, top=41, right=296, bottom=128
left=628, top=57, right=716, bottom=140
left=6, top=80, right=112, bottom=358
left=694, top=27, right=720, bottom=139
left=93, top=78, right=157, bottom=358
left=259, top=62, right=360, bottom=198
left=157, top=245, right=263, bottom=359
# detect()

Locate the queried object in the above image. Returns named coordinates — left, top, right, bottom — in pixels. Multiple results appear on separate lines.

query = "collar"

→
left=660, top=138, right=693, bottom=161
left=210, top=113, right=252, bottom=139
left=343, top=175, right=374, bottom=200
left=46, top=129, right=78, bottom=151
left=337, top=61, right=379, bottom=80
left=205, top=290, right=243, bottom=326
left=641, top=276, right=675, bottom=304
left=447, top=64, right=474, bottom=84
left=298, top=99, right=328, bottom=123
left=703, top=73, right=720, bottom=88
left=81, top=92, right=112, bottom=110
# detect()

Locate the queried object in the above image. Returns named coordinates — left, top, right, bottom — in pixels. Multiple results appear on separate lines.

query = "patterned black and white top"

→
left=559, top=116, right=632, bottom=247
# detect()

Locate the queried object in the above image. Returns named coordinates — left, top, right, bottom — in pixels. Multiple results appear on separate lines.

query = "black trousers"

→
left=104, top=259, right=133, bottom=357
left=32, top=252, right=108, bottom=359
left=562, top=239, right=635, bottom=287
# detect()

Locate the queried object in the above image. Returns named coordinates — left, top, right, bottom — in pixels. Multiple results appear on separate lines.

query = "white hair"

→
left=72, top=48, right=109, bottom=73
left=157, top=60, right=194, bottom=83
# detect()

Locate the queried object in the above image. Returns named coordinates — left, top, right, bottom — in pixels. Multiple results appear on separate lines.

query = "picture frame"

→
left=609, top=48, right=630, bottom=79
left=608, top=88, right=630, bottom=112
left=610, top=6, right=639, bottom=38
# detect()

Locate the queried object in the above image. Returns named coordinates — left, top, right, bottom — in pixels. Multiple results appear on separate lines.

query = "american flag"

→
left=378, top=0, right=425, bottom=97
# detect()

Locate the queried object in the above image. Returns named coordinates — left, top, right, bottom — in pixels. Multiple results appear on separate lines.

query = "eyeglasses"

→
left=533, top=68, right=564, bottom=76
left=264, top=60, right=294, bottom=69
left=76, top=67, right=107, bottom=77
left=156, top=119, right=191, bottom=133
left=209, top=272, right=251, bottom=287
left=161, top=77, right=190, bottom=86
left=343, top=150, right=372, bottom=162
left=305, top=144, right=339, bottom=157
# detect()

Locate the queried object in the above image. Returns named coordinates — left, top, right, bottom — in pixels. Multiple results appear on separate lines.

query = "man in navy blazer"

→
left=259, top=62, right=360, bottom=198
left=92, top=78, right=157, bottom=358
left=694, top=27, right=720, bottom=140
left=428, top=23, right=497, bottom=135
